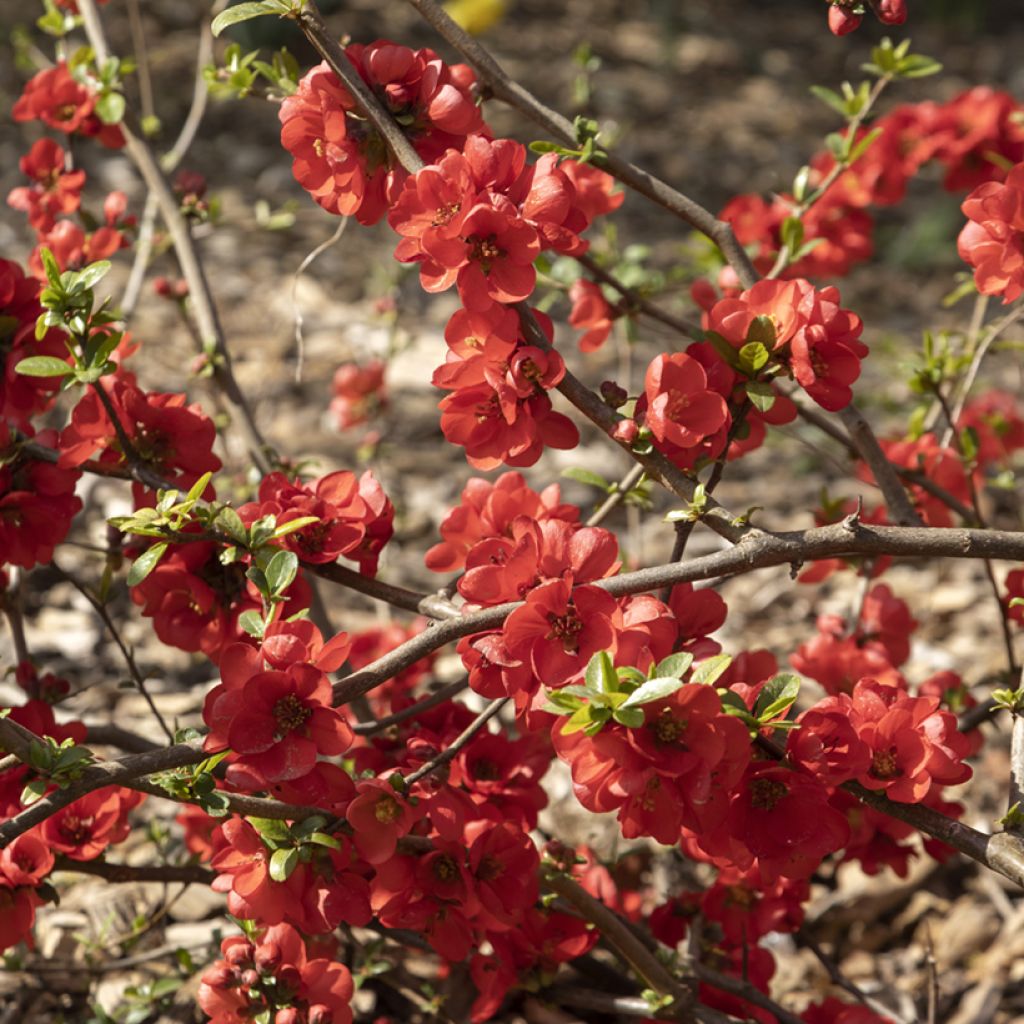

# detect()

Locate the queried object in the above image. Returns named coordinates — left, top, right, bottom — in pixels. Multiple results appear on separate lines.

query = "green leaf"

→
left=654, top=652, right=694, bottom=679
left=270, top=515, right=319, bottom=540
left=562, top=466, right=611, bottom=490
left=738, top=342, right=770, bottom=375
left=216, top=507, right=249, bottom=545
left=745, top=380, right=776, bottom=414
left=584, top=650, right=616, bottom=695
left=75, top=260, right=112, bottom=291
left=21, top=778, right=48, bottom=806
left=250, top=816, right=291, bottom=841
left=127, top=542, right=168, bottom=587
left=745, top=315, right=777, bottom=350
left=14, top=356, right=73, bottom=378
left=612, top=707, right=644, bottom=728
left=211, top=1, right=287, bottom=37
left=848, top=127, right=884, bottom=165
left=305, top=831, right=342, bottom=850
left=702, top=330, right=741, bottom=371
left=809, top=85, right=849, bottom=118
left=238, top=609, right=265, bottom=638
left=779, top=216, right=804, bottom=255
left=560, top=704, right=597, bottom=736
left=268, top=846, right=298, bottom=882
left=265, top=549, right=299, bottom=596
left=38, top=247, right=61, bottom=288
left=95, top=91, right=126, bottom=125
left=691, top=653, right=732, bottom=687
left=753, top=672, right=801, bottom=722
left=620, top=676, right=685, bottom=709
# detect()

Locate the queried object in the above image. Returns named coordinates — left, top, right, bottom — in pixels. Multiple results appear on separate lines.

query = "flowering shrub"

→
left=2, top=3, right=1024, bottom=1024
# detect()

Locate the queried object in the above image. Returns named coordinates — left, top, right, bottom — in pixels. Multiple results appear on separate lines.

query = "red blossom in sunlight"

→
left=642, top=351, right=730, bottom=450
left=345, top=777, right=417, bottom=864
left=568, top=278, right=616, bottom=352
left=0, top=426, right=82, bottom=570
left=6, top=138, right=85, bottom=233
left=958, top=161, right=1024, bottom=303
left=38, top=787, right=143, bottom=861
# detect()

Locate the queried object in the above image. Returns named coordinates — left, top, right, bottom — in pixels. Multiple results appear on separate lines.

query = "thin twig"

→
left=51, top=560, right=175, bottom=743
left=78, top=0, right=274, bottom=476
left=543, top=871, right=694, bottom=1020
left=403, top=697, right=508, bottom=787
left=586, top=463, right=646, bottom=528
left=353, top=677, right=469, bottom=736
left=575, top=252, right=702, bottom=340
left=401, top=0, right=759, bottom=287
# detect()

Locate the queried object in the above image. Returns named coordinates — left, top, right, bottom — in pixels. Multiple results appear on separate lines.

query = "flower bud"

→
left=828, top=4, right=863, bottom=35
left=309, top=1005, right=333, bottom=1024
left=275, top=1009, right=302, bottom=1024
left=611, top=419, right=639, bottom=445
left=254, top=940, right=282, bottom=974
left=224, top=940, right=254, bottom=968
left=200, top=963, right=235, bottom=990
left=874, top=0, right=907, bottom=24
left=600, top=380, right=628, bottom=409
left=240, top=968, right=261, bottom=989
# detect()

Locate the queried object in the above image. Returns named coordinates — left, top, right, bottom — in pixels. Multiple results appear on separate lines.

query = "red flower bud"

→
left=611, top=418, right=639, bottom=445
left=874, top=0, right=907, bottom=24
left=240, top=968, right=260, bottom=988
left=224, top=941, right=254, bottom=967
left=254, top=940, right=282, bottom=974
left=275, top=1010, right=302, bottom=1024
left=828, top=4, right=863, bottom=34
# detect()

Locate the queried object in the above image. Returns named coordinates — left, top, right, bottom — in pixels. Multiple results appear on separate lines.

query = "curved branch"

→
left=0, top=739, right=208, bottom=848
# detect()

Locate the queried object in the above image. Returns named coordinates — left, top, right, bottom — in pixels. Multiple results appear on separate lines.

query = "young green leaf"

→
left=654, top=651, right=694, bottom=679
left=127, top=542, right=169, bottom=587
left=265, top=549, right=299, bottom=596
left=753, top=673, right=801, bottom=723
left=14, top=356, right=73, bottom=378
left=619, top=676, right=685, bottom=709
left=268, top=846, right=298, bottom=882
left=691, top=653, right=732, bottom=687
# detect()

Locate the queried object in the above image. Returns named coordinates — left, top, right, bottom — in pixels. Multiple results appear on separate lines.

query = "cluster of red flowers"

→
left=279, top=42, right=484, bottom=225
left=8, top=102, right=133, bottom=276
left=826, top=0, right=907, bottom=37
left=283, top=48, right=625, bottom=469
left=958, top=162, right=1024, bottom=303
left=329, top=358, right=387, bottom=431
left=199, top=924, right=354, bottom=1024
left=717, top=88, right=1024, bottom=289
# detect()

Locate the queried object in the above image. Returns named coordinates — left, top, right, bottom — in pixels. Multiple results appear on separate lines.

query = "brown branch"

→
left=54, top=855, right=215, bottom=886
left=574, top=252, right=702, bottom=341
left=308, top=560, right=461, bottom=618
left=692, top=963, right=804, bottom=1024
left=403, top=697, right=508, bottom=787
left=836, top=403, right=921, bottom=527
left=332, top=520, right=1024, bottom=705
left=125, top=778, right=336, bottom=822
left=353, top=677, right=469, bottom=736
left=400, top=0, right=759, bottom=287
left=78, top=0, right=274, bottom=476
left=0, top=738, right=208, bottom=848
left=543, top=871, right=694, bottom=1021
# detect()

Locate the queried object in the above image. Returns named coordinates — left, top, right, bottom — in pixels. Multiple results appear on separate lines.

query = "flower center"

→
left=273, top=694, right=311, bottom=734
left=653, top=713, right=686, bottom=745
left=468, top=235, right=503, bottom=271
left=749, top=778, right=788, bottom=811
left=374, top=795, right=401, bottom=824
left=870, top=749, right=900, bottom=780
left=545, top=607, right=583, bottom=653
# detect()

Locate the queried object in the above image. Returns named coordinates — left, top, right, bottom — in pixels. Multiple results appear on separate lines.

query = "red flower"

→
left=345, top=777, right=417, bottom=864
left=330, top=359, right=387, bottom=430
left=13, top=63, right=93, bottom=134
left=958, top=161, right=1024, bottom=303
left=426, top=470, right=578, bottom=573
left=642, top=351, right=730, bottom=449
left=281, top=45, right=484, bottom=226
left=569, top=278, right=616, bottom=352
left=0, top=426, right=82, bottom=569
left=58, top=378, right=221, bottom=496
left=502, top=577, right=617, bottom=688
left=7, top=138, right=86, bottom=232
left=38, top=786, right=142, bottom=861
left=828, top=4, right=863, bottom=35
left=203, top=647, right=352, bottom=788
